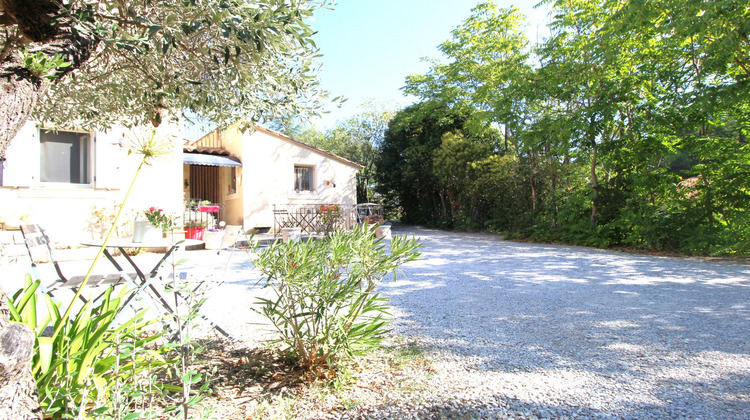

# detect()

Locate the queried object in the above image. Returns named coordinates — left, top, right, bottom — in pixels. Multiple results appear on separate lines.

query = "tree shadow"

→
left=194, top=339, right=308, bottom=399
left=378, top=226, right=750, bottom=418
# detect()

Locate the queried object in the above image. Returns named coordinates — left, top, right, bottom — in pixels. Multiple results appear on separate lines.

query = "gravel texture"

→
left=4, top=227, right=749, bottom=419
left=365, top=226, right=750, bottom=419
left=189, top=226, right=750, bottom=418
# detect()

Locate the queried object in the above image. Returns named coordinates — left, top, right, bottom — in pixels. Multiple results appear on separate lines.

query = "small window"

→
left=228, top=167, right=237, bottom=194
left=40, top=129, right=91, bottom=184
left=294, top=165, right=314, bottom=192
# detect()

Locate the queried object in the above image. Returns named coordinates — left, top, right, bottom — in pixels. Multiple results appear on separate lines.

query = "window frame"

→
left=38, top=127, right=94, bottom=187
left=228, top=166, right=238, bottom=195
left=293, top=164, right=316, bottom=194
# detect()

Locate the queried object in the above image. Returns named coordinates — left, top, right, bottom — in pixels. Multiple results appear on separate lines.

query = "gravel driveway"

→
left=357, top=226, right=750, bottom=419
left=9, top=227, right=744, bottom=418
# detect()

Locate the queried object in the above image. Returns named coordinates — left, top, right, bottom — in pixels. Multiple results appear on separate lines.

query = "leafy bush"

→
left=252, top=224, right=421, bottom=374
left=8, top=276, right=168, bottom=418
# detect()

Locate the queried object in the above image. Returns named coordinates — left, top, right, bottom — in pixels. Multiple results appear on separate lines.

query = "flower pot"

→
left=184, top=227, right=206, bottom=240
left=374, top=225, right=392, bottom=239
left=132, top=220, right=149, bottom=242
left=133, top=220, right=161, bottom=242
left=281, top=227, right=301, bottom=242
left=204, top=231, right=224, bottom=249
left=198, top=205, right=220, bottom=213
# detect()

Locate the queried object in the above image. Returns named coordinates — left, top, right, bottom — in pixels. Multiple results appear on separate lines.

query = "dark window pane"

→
left=294, top=165, right=313, bottom=191
left=40, top=130, right=90, bottom=184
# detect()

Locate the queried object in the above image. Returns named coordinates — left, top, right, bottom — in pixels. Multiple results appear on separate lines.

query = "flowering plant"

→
left=363, top=214, right=384, bottom=226
left=319, top=204, right=342, bottom=235
left=144, top=207, right=173, bottom=232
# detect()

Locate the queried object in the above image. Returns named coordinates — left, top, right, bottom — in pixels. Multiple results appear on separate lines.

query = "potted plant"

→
left=203, top=228, right=224, bottom=249
left=198, top=203, right=220, bottom=213
left=319, top=204, right=342, bottom=235
left=363, top=214, right=390, bottom=239
left=184, top=219, right=208, bottom=240
left=134, top=207, right=171, bottom=242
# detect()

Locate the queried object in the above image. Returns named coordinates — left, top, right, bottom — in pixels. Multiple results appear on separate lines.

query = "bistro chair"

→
left=19, top=224, right=135, bottom=304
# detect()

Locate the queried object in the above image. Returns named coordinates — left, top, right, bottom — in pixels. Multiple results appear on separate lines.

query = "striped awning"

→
left=183, top=153, right=242, bottom=167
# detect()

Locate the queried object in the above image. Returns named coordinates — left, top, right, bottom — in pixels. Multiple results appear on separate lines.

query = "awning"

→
left=183, top=153, right=242, bottom=167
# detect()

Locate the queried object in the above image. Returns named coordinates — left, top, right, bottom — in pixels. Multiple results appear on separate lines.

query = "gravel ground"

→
left=4, top=227, right=749, bottom=419
left=364, top=226, right=750, bottom=419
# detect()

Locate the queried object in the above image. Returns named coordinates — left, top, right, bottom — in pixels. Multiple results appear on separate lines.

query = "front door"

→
left=188, top=165, right=220, bottom=204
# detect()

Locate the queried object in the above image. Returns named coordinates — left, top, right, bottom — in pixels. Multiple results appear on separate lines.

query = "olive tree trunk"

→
left=0, top=0, right=99, bottom=160
left=0, top=290, right=41, bottom=420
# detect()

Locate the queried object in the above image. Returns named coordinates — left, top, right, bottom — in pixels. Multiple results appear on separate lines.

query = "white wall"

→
left=0, top=122, right=183, bottom=246
left=239, top=128, right=360, bottom=230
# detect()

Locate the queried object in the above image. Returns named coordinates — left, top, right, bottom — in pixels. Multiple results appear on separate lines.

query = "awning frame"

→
left=183, top=153, right=242, bottom=167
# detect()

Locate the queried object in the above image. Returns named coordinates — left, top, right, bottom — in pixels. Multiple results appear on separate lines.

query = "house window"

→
left=228, top=167, right=237, bottom=194
left=40, top=129, right=91, bottom=184
left=294, top=165, right=314, bottom=192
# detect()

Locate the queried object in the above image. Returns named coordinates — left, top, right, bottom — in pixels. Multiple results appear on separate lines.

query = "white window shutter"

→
left=2, top=123, right=38, bottom=187
left=94, top=131, right=125, bottom=190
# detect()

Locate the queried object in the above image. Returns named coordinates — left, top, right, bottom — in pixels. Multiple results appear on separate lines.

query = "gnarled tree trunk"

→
left=0, top=0, right=99, bottom=160
left=0, top=289, right=41, bottom=420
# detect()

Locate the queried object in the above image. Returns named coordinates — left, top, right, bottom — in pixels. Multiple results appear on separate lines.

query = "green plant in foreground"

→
left=3, top=130, right=198, bottom=418
left=161, top=252, right=216, bottom=420
left=8, top=276, right=168, bottom=417
left=252, top=224, right=421, bottom=374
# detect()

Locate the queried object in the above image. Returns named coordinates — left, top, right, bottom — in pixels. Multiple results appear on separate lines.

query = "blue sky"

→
left=308, top=1, right=552, bottom=129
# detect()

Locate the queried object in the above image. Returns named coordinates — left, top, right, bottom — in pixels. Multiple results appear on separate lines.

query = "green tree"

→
left=432, top=132, right=491, bottom=227
left=375, top=101, right=498, bottom=225
left=0, top=0, right=330, bottom=160
left=403, top=2, right=531, bottom=150
left=394, top=0, right=750, bottom=253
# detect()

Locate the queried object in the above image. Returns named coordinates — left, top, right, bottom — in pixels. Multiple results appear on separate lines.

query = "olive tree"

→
left=0, top=0, right=331, bottom=160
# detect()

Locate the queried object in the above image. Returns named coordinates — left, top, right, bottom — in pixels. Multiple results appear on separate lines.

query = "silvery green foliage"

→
left=11, top=0, right=335, bottom=129
left=253, top=225, right=421, bottom=373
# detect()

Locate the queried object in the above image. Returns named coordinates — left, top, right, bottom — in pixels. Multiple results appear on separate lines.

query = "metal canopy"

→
left=183, top=153, right=242, bottom=167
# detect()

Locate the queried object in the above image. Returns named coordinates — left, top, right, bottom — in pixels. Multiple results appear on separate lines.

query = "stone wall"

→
left=0, top=230, right=26, bottom=264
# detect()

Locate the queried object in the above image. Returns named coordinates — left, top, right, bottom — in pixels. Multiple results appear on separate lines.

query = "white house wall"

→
left=239, top=128, right=360, bottom=230
left=0, top=122, right=183, bottom=246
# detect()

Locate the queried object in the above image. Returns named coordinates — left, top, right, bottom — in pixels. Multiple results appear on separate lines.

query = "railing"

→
left=184, top=200, right=225, bottom=229
left=272, top=203, right=384, bottom=236
left=272, top=204, right=352, bottom=236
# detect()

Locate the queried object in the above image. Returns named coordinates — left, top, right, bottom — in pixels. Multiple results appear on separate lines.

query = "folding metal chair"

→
left=19, top=224, right=133, bottom=304
left=167, top=225, right=243, bottom=341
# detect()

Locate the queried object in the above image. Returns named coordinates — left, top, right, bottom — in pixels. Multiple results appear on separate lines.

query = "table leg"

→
left=119, top=246, right=178, bottom=314
left=101, top=249, right=160, bottom=317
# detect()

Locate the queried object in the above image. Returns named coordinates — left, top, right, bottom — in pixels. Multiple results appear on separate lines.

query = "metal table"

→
left=78, top=239, right=237, bottom=340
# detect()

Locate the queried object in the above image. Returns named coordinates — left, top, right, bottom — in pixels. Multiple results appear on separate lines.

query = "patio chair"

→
left=166, top=225, right=243, bottom=341
left=20, top=224, right=134, bottom=303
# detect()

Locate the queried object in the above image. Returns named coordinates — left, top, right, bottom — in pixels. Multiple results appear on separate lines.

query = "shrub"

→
left=8, top=276, right=168, bottom=418
left=252, top=224, right=421, bottom=375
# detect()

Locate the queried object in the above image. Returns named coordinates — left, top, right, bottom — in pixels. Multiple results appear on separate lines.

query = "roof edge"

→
left=253, top=126, right=365, bottom=171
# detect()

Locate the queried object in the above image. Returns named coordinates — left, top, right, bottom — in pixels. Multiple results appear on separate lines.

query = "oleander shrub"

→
left=252, top=224, right=421, bottom=374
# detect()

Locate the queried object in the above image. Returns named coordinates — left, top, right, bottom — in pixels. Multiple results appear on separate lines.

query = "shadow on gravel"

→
left=381, top=226, right=750, bottom=419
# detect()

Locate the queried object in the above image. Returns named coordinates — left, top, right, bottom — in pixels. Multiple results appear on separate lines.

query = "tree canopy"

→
left=0, top=0, right=331, bottom=159
left=381, top=0, right=750, bottom=255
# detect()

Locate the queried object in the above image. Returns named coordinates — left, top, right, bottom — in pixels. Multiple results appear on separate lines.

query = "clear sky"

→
left=308, top=0, right=551, bottom=129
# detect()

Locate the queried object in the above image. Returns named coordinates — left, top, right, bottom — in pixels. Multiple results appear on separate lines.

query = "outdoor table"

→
left=80, top=238, right=233, bottom=340
left=79, top=239, right=202, bottom=320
